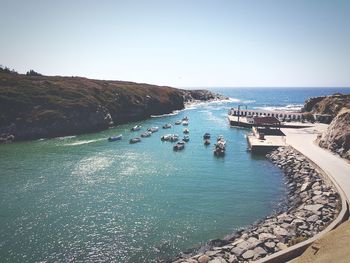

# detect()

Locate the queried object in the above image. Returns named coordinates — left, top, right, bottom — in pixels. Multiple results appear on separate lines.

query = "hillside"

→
left=302, top=93, right=350, bottom=161
left=0, top=72, right=224, bottom=142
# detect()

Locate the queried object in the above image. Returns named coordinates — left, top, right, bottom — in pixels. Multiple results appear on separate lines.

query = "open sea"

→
left=0, top=88, right=349, bottom=263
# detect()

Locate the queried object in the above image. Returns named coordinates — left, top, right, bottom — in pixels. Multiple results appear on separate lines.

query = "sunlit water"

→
left=1, top=88, right=348, bottom=262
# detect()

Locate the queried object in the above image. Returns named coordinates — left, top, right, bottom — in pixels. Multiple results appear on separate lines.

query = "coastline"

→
left=169, top=146, right=341, bottom=263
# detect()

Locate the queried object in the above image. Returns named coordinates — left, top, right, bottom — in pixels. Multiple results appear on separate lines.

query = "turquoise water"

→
left=1, top=88, right=348, bottom=262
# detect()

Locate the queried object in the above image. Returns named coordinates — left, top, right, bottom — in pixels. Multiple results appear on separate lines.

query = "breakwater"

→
left=171, top=146, right=340, bottom=263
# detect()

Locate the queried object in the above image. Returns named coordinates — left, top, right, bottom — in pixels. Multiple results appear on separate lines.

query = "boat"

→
left=204, top=139, right=210, bottom=145
left=175, top=120, right=182, bottom=125
left=147, top=127, right=159, bottom=133
left=163, top=123, right=172, bottom=129
left=108, top=134, right=122, bottom=142
left=182, top=120, right=189, bottom=126
left=173, top=141, right=185, bottom=151
left=131, top=125, right=142, bottom=131
left=183, top=128, right=189, bottom=134
left=183, top=135, right=190, bottom=142
left=141, top=131, right=152, bottom=138
left=169, top=134, right=179, bottom=142
left=214, top=139, right=226, bottom=156
left=217, top=135, right=225, bottom=142
left=129, top=137, right=141, bottom=144
left=203, top=133, right=211, bottom=139
left=161, top=134, right=171, bottom=141
left=182, top=116, right=189, bottom=121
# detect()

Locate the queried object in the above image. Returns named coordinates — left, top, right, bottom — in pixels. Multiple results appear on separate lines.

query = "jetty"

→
left=228, top=108, right=308, bottom=129
left=228, top=107, right=312, bottom=152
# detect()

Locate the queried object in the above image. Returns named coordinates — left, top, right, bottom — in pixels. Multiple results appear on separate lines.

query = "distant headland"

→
left=0, top=67, right=226, bottom=142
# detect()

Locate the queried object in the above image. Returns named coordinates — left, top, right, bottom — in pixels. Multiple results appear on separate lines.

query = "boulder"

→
left=208, top=257, right=227, bottom=263
left=273, top=227, right=289, bottom=237
left=198, top=255, right=210, bottom=263
left=304, top=204, right=324, bottom=213
left=242, top=250, right=255, bottom=260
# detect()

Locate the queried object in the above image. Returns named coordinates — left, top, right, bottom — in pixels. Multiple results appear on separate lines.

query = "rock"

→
left=276, top=242, right=288, bottom=250
left=253, top=246, right=267, bottom=260
left=242, top=250, right=255, bottom=260
left=300, top=182, right=311, bottom=192
left=304, top=204, right=324, bottom=213
left=306, top=214, right=319, bottom=222
left=227, top=254, right=238, bottom=263
left=273, top=226, right=289, bottom=237
left=198, top=255, right=210, bottom=263
left=208, top=257, right=227, bottom=263
left=230, top=247, right=245, bottom=257
left=258, top=233, right=276, bottom=241
left=264, top=241, right=276, bottom=250
left=236, top=240, right=253, bottom=250
left=205, top=250, right=220, bottom=257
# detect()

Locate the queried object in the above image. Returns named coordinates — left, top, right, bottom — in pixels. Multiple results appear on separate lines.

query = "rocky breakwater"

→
left=170, top=147, right=340, bottom=263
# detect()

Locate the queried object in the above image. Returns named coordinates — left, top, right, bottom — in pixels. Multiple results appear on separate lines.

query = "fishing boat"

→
left=204, top=139, right=210, bottom=145
left=175, top=120, right=182, bottom=125
left=203, top=133, right=211, bottom=139
left=182, top=120, right=189, bottom=126
left=214, top=139, right=226, bottom=156
left=169, top=134, right=179, bottom=142
left=183, top=135, right=190, bottom=142
left=147, top=127, right=159, bottom=133
left=173, top=141, right=185, bottom=151
left=163, top=123, right=172, bottom=129
left=141, top=131, right=152, bottom=138
left=108, top=134, right=122, bottom=142
left=183, top=128, right=189, bottom=134
left=131, top=125, right=142, bottom=131
left=129, top=137, right=141, bottom=144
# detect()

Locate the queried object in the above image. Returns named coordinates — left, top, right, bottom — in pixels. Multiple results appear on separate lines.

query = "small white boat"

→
left=204, top=139, right=210, bottom=145
left=163, top=123, right=172, bottom=129
left=129, top=137, right=141, bottom=144
left=161, top=134, right=172, bottom=141
left=182, top=116, right=189, bottom=121
left=131, top=125, right=142, bottom=131
left=175, top=120, right=182, bottom=125
left=183, top=128, right=189, bottom=134
left=182, top=121, right=189, bottom=126
left=141, top=131, right=152, bottom=138
left=147, top=127, right=159, bottom=133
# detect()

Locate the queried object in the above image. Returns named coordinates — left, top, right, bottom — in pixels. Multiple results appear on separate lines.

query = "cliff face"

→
left=302, top=94, right=350, bottom=117
left=0, top=73, right=224, bottom=141
left=319, top=109, right=350, bottom=160
left=302, top=93, right=350, bottom=161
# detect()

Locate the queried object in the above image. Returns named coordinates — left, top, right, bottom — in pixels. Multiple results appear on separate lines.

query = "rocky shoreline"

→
left=169, top=147, right=340, bottom=263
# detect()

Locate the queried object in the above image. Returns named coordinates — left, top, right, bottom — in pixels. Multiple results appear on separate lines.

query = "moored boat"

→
left=129, top=137, right=141, bottom=144
left=203, top=133, right=211, bottom=139
left=183, top=135, right=190, bottom=142
left=183, top=128, right=189, bottom=134
left=108, top=134, right=122, bottom=142
left=214, top=139, right=226, bottom=156
left=182, top=120, right=189, bottom=126
left=169, top=134, right=179, bottom=142
left=147, top=127, right=159, bottom=133
left=173, top=141, right=185, bottom=151
left=141, top=131, right=152, bottom=138
left=163, top=123, right=172, bottom=129
left=175, top=120, right=182, bottom=125
left=204, top=139, right=210, bottom=145
left=182, top=116, right=189, bottom=121
left=131, top=125, right=142, bottom=131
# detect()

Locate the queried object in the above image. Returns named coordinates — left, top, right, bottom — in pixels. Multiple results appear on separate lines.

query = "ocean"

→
left=0, top=87, right=349, bottom=263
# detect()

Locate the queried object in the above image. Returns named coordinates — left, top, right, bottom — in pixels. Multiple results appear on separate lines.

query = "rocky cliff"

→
left=319, top=108, right=350, bottom=160
left=302, top=93, right=350, bottom=161
left=0, top=72, right=225, bottom=141
left=302, top=93, right=350, bottom=117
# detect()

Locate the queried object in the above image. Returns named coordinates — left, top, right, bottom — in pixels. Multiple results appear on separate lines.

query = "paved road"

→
left=282, top=125, right=350, bottom=202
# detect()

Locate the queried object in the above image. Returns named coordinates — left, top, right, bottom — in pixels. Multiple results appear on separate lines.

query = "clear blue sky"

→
left=1, top=0, right=349, bottom=87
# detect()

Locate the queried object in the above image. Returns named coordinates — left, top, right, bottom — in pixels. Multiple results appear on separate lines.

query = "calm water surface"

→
left=1, top=88, right=348, bottom=262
